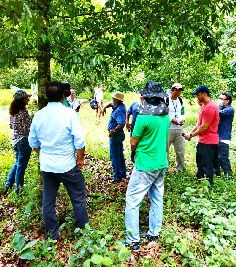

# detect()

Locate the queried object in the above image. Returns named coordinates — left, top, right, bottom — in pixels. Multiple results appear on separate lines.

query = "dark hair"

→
left=9, top=98, right=27, bottom=116
left=219, top=92, right=232, bottom=104
left=144, top=97, right=163, bottom=106
left=46, top=81, right=65, bottom=102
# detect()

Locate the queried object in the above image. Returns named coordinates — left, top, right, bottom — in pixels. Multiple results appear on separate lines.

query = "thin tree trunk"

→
left=36, top=0, right=51, bottom=110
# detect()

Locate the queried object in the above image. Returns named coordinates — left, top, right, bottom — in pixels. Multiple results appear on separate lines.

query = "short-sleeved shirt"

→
left=107, top=103, right=126, bottom=131
left=95, top=89, right=104, bottom=103
left=198, top=100, right=219, bottom=144
left=132, top=114, right=170, bottom=171
left=127, top=102, right=139, bottom=129
left=168, top=97, right=185, bottom=130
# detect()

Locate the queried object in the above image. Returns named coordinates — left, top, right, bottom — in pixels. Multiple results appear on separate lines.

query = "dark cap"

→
left=192, top=85, right=210, bottom=95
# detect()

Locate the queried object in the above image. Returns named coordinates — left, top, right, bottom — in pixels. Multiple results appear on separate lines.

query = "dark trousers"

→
left=109, top=131, right=126, bottom=181
left=42, top=166, right=89, bottom=240
left=196, top=142, right=218, bottom=185
left=218, top=142, right=232, bottom=175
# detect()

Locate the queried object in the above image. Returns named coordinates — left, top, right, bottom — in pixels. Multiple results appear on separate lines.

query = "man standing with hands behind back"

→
left=28, top=81, right=89, bottom=240
left=184, top=85, right=219, bottom=186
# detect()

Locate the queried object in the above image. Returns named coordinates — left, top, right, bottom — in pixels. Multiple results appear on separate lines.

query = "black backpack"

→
left=89, top=98, right=98, bottom=109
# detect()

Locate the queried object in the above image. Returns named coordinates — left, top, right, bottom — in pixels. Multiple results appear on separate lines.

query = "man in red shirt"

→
left=184, top=85, right=219, bottom=185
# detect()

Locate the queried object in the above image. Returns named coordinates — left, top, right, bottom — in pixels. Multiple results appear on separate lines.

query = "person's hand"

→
left=76, top=158, right=84, bottom=169
left=184, top=133, right=192, bottom=141
left=126, top=123, right=131, bottom=132
left=178, top=119, right=185, bottom=126
left=108, top=130, right=116, bottom=137
left=171, top=118, right=179, bottom=125
left=103, top=107, right=106, bottom=114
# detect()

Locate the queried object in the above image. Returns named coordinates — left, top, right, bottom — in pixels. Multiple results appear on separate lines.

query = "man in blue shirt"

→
left=104, top=91, right=126, bottom=182
left=28, top=81, right=88, bottom=240
left=216, top=92, right=234, bottom=177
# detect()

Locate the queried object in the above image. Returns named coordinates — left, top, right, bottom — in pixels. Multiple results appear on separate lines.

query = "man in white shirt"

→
left=68, top=89, right=87, bottom=112
left=28, top=81, right=88, bottom=240
left=168, top=83, right=185, bottom=172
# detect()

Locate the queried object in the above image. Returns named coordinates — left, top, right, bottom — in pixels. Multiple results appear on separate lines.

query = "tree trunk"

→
left=36, top=0, right=51, bottom=110
left=37, top=40, right=51, bottom=109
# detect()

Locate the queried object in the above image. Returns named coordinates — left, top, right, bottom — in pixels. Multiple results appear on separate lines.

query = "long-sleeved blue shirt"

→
left=218, top=104, right=234, bottom=141
left=28, top=102, right=85, bottom=173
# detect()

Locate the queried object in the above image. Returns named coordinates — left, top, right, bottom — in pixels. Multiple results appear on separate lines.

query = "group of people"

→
left=3, top=80, right=234, bottom=249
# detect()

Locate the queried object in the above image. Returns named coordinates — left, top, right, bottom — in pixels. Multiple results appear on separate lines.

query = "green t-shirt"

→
left=132, top=114, right=170, bottom=171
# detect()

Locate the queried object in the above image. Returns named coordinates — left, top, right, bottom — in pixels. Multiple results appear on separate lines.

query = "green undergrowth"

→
left=1, top=92, right=236, bottom=266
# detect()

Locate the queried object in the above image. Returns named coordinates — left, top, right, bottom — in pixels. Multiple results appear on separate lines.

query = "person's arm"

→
left=130, top=137, right=139, bottom=149
left=126, top=112, right=131, bottom=131
left=103, top=103, right=112, bottom=114
left=109, top=124, right=125, bottom=137
left=76, top=146, right=85, bottom=169
left=28, top=117, right=41, bottom=152
left=185, top=121, right=209, bottom=141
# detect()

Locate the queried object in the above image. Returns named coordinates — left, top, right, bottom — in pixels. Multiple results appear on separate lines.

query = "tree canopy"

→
left=0, top=0, right=235, bottom=107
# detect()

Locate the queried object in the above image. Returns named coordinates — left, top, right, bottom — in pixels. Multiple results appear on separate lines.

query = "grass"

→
left=0, top=89, right=236, bottom=266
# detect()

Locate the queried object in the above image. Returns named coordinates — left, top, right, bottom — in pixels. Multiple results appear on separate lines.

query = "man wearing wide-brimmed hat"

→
left=103, top=91, right=126, bottom=183
left=125, top=81, right=170, bottom=250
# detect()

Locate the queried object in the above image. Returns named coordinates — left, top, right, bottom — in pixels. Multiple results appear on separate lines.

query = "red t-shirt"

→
left=198, top=100, right=219, bottom=144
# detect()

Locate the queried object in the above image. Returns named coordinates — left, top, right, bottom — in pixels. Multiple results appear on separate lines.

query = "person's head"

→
left=171, top=83, right=183, bottom=99
left=111, top=91, right=124, bottom=106
left=70, top=89, right=76, bottom=100
left=138, top=81, right=169, bottom=116
left=218, top=92, right=232, bottom=106
left=46, top=81, right=65, bottom=102
left=9, top=89, right=31, bottom=116
left=62, top=82, right=71, bottom=97
left=98, top=84, right=104, bottom=90
left=192, top=85, right=210, bottom=104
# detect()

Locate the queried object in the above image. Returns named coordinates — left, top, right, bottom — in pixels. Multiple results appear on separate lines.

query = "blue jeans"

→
left=109, top=131, right=126, bottom=181
left=5, top=137, right=32, bottom=192
left=42, top=167, right=89, bottom=240
left=125, top=167, right=165, bottom=244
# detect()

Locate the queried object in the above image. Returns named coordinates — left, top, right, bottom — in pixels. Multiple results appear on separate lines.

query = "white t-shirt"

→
left=95, top=89, right=103, bottom=103
left=168, top=97, right=184, bottom=130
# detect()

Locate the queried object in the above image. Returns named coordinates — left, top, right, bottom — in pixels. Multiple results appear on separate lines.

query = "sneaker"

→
left=141, top=233, right=159, bottom=242
left=124, top=241, right=140, bottom=250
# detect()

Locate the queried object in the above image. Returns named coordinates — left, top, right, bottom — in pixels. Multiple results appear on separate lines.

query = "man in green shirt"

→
left=125, top=81, right=170, bottom=250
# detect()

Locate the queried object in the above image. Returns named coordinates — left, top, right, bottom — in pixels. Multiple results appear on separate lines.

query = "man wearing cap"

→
left=28, top=81, right=88, bottom=240
left=168, top=83, right=185, bottom=172
left=184, top=85, right=219, bottom=185
left=103, top=91, right=126, bottom=183
left=125, top=81, right=170, bottom=250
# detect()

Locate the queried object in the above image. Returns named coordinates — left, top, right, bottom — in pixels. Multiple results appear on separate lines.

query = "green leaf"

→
left=83, top=259, right=91, bottom=267
left=13, top=233, right=25, bottom=252
left=19, top=250, right=35, bottom=260
left=21, top=240, right=37, bottom=251
left=91, top=254, right=103, bottom=265
left=102, top=257, right=113, bottom=266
